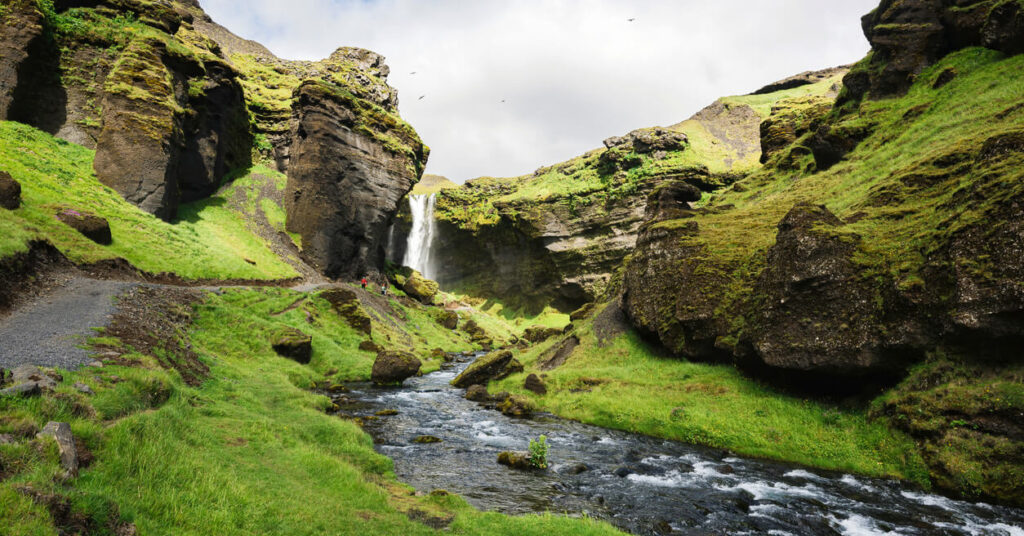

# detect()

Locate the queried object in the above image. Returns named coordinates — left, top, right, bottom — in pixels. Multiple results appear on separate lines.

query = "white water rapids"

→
left=402, top=194, right=437, bottom=280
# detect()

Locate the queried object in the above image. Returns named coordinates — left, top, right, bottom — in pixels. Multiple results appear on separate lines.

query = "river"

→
left=334, top=354, right=1024, bottom=536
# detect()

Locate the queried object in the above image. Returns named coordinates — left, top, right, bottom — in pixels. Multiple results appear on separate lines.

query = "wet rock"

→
left=320, top=288, right=372, bottom=335
left=371, top=350, right=422, bottom=385
left=464, top=384, right=490, bottom=402
left=497, top=394, right=532, bottom=417
left=497, top=451, right=533, bottom=470
left=450, top=350, right=523, bottom=388
left=523, top=326, right=562, bottom=344
left=55, top=209, right=112, bottom=245
left=568, top=463, right=590, bottom=475
left=73, top=383, right=94, bottom=396
left=402, top=271, right=439, bottom=305
left=0, top=171, right=21, bottom=210
left=375, top=409, right=398, bottom=416
left=37, top=422, right=78, bottom=478
left=653, top=520, right=674, bottom=535
left=718, top=465, right=735, bottom=475
left=285, top=79, right=427, bottom=279
left=613, top=467, right=633, bottom=478
left=270, top=327, right=313, bottom=364
left=523, top=374, right=547, bottom=395
left=412, top=435, right=442, bottom=444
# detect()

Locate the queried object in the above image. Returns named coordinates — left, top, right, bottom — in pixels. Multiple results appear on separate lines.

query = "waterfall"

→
left=402, top=194, right=437, bottom=280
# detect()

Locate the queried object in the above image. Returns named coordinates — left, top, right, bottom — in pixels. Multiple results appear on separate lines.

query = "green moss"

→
left=0, top=121, right=297, bottom=279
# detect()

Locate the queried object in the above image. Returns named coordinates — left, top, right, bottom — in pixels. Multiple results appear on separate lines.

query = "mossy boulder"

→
left=0, top=171, right=22, bottom=210
left=464, top=384, right=490, bottom=402
left=402, top=271, right=439, bottom=305
left=497, top=394, right=533, bottom=417
left=523, top=326, right=562, bottom=344
left=371, top=350, right=421, bottom=385
left=523, top=374, right=547, bottom=395
left=270, top=327, right=313, bottom=364
left=497, top=451, right=532, bottom=470
left=319, top=288, right=372, bottom=335
left=461, top=319, right=495, bottom=349
left=450, top=350, right=522, bottom=388
left=432, top=309, right=458, bottom=330
left=55, top=208, right=112, bottom=245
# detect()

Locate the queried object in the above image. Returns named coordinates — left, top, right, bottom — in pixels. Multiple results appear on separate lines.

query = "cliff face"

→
left=616, top=0, right=1024, bottom=505
left=0, top=0, right=425, bottom=278
left=429, top=71, right=845, bottom=311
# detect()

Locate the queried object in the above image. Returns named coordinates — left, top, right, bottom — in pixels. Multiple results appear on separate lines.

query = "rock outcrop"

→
left=839, top=0, right=1024, bottom=105
left=451, top=350, right=523, bottom=388
left=285, top=75, right=428, bottom=279
left=0, top=171, right=21, bottom=210
left=0, top=0, right=46, bottom=120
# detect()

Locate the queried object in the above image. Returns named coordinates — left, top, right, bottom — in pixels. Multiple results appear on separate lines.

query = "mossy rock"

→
left=402, top=271, right=439, bottom=304
left=523, top=326, right=562, bottom=344
left=319, top=288, right=372, bottom=335
left=371, top=350, right=421, bottom=385
left=451, top=350, right=522, bottom=388
left=497, top=451, right=532, bottom=470
left=498, top=394, right=533, bottom=417
left=412, top=435, right=442, bottom=444
left=270, top=327, right=312, bottom=364
left=432, top=309, right=458, bottom=330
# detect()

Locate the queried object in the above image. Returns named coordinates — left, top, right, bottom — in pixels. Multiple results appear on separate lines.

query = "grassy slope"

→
left=1, top=288, right=621, bottom=535
left=0, top=121, right=298, bottom=280
left=491, top=304, right=930, bottom=486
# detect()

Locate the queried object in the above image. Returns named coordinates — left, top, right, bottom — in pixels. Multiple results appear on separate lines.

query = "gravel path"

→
left=0, top=278, right=136, bottom=370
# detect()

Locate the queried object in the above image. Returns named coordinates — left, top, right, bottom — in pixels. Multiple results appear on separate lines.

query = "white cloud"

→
left=199, top=0, right=878, bottom=182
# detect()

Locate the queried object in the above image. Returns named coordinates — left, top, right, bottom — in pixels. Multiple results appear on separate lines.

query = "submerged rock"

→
left=450, top=350, right=523, bottom=388
left=371, top=350, right=422, bottom=385
left=55, top=209, right=112, bottom=245
left=497, top=451, right=533, bottom=470
left=0, top=171, right=21, bottom=210
left=412, top=435, right=442, bottom=444
left=270, top=328, right=313, bottom=364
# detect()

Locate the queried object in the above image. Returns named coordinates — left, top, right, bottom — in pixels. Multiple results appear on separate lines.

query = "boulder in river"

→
left=270, top=327, right=313, bottom=364
left=450, top=350, right=523, bottom=388
left=464, top=384, right=490, bottom=402
left=55, top=209, right=112, bottom=245
left=371, top=350, right=422, bottom=385
left=0, top=171, right=21, bottom=210
left=498, top=394, right=533, bottom=417
left=413, top=435, right=442, bottom=444
left=497, top=451, right=533, bottom=470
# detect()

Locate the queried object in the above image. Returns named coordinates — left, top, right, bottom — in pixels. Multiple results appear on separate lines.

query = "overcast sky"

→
left=201, top=0, right=878, bottom=182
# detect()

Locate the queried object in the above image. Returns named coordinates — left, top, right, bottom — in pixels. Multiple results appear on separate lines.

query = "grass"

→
left=0, top=287, right=624, bottom=535
left=490, top=304, right=932, bottom=486
left=0, top=121, right=298, bottom=280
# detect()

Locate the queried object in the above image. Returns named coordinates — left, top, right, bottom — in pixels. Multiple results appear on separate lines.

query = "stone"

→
left=285, top=79, right=428, bottom=279
left=464, top=384, right=490, bottom=402
left=73, top=382, right=94, bottom=396
left=523, top=326, right=562, bottom=344
left=371, top=350, right=422, bottom=385
left=497, top=394, right=532, bottom=417
left=412, top=435, right=442, bottom=444
left=270, top=327, right=313, bottom=364
left=375, top=409, right=398, bottom=416
left=0, top=0, right=46, bottom=119
left=55, top=209, right=112, bottom=245
left=523, top=374, right=547, bottom=395
left=568, top=463, right=590, bottom=475
left=0, top=382, right=41, bottom=398
left=0, top=171, right=21, bottom=210
left=434, top=309, right=458, bottom=330
left=497, top=451, right=533, bottom=470
left=450, top=350, right=523, bottom=388
left=37, top=422, right=78, bottom=477
left=12, top=365, right=57, bottom=390
left=613, top=467, right=633, bottom=478
left=402, top=271, right=439, bottom=305
left=358, top=340, right=382, bottom=353
left=751, top=66, right=851, bottom=95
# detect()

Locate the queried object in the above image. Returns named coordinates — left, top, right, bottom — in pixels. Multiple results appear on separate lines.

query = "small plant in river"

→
left=528, top=434, right=549, bottom=469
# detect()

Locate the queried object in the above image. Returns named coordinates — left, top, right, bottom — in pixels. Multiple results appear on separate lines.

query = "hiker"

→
left=361, top=277, right=368, bottom=290
left=380, top=282, right=388, bottom=296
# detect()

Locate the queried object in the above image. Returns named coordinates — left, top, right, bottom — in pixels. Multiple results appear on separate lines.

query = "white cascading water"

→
left=402, top=194, right=437, bottom=280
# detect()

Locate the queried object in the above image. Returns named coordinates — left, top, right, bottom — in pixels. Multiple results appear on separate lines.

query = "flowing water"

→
left=402, top=194, right=438, bottom=280
left=336, top=355, right=1024, bottom=536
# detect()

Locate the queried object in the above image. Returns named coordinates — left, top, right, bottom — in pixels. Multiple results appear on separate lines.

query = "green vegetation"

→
left=527, top=435, right=549, bottom=469
left=491, top=304, right=931, bottom=485
left=0, top=121, right=297, bottom=279
left=0, top=287, right=623, bottom=535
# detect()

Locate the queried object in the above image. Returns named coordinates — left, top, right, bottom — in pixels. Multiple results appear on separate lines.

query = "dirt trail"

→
left=0, top=273, right=336, bottom=371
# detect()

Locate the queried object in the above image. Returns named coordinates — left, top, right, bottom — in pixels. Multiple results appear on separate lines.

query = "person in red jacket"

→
left=361, top=277, right=368, bottom=290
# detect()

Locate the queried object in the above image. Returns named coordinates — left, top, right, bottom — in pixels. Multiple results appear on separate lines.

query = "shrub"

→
left=528, top=435, right=548, bottom=469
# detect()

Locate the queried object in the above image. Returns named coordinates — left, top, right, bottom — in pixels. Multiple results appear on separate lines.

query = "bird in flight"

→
left=627, top=18, right=636, bottom=22
left=418, top=95, right=425, bottom=100
left=410, top=71, right=417, bottom=75
left=501, top=99, right=506, bottom=103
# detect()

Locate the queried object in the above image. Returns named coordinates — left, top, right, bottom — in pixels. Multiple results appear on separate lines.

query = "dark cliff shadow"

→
left=8, top=27, right=67, bottom=136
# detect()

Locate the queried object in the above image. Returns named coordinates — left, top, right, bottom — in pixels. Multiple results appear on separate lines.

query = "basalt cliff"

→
left=0, top=0, right=426, bottom=277
left=425, top=0, right=1024, bottom=505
